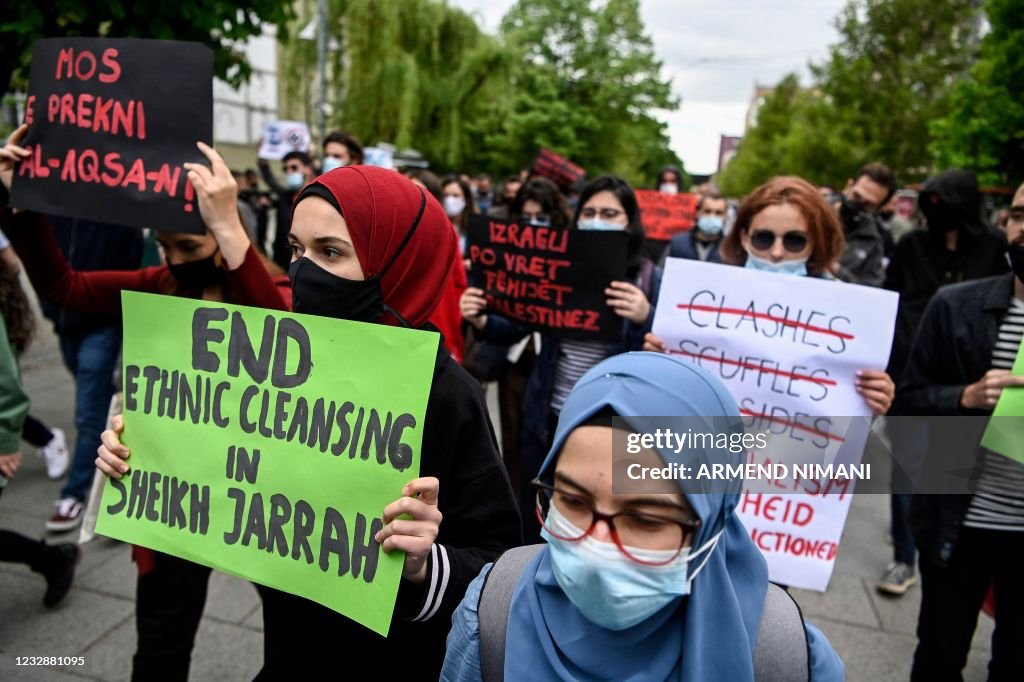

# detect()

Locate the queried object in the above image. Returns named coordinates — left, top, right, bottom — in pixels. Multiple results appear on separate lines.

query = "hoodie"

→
left=885, top=169, right=1009, bottom=387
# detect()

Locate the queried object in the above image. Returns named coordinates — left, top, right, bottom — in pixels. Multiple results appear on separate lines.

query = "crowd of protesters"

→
left=0, top=115, right=1021, bottom=681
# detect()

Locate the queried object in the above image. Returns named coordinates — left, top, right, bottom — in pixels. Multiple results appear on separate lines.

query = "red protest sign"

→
left=530, top=148, right=585, bottom=189
left=11, top=38, right=213, bottom=233
left=635, top=189, right=698, bottom=241
left=467, top=215, right=627, bottom=341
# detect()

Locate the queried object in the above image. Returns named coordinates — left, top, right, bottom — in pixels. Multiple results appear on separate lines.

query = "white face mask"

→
left=659, top=183, right=679, bottom=195
left=443, top=195, right=467, bottom=218
left=542, top=504, right=723, bottom=631
left=744, top=249, right=808, bottom=277
left=322, top=157, right=346, bottom=173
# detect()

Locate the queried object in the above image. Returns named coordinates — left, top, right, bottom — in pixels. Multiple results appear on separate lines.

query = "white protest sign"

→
left=363, top=146, right=395, bottom=169
left=653, top=259, right=898, bottom=590
left=258, top=120, right=311, bottom=160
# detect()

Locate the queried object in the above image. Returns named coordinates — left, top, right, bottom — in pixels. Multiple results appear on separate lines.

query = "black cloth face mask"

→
left=168, top=251, right=223, bottom=291
left=288, top=188, right=426, bottom=325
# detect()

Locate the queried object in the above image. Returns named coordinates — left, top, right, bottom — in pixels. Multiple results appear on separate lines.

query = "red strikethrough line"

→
left=668, top=348, right=838, bottom=386
left=676, top=303, right=855, bottom=340
left=739, top=409, right=846, bottom=443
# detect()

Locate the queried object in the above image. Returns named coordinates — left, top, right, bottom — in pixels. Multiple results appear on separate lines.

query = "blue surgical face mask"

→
left=697, top=215, right=724, bottom=235
left=285, top=171, right=306, bottom=190
left=744, top=250, right=808, bottom=277
left=578, top=219, right=626, bottom=231
left=541, top=504, right=722, bottom=631
left=322, top=157, right=346, bottom=173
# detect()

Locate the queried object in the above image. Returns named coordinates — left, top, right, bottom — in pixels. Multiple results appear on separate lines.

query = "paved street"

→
left=0, top=308, right=997, bottom=681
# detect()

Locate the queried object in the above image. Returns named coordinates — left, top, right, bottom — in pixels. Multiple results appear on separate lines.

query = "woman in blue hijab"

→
left=441, top=352, right=843, bottom=681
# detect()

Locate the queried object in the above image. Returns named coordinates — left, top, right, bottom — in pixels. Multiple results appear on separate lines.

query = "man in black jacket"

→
left=897, top=181, right=1024, bottom=681
left=258, top=151, right=315, bottom=270
left=834, top=162, right=896, bottom=287
left=878, top=169, right=1009, bottom=597
left=668, top=191, right=726, bottom=263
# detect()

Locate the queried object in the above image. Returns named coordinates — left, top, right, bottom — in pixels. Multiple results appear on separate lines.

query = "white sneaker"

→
left=46, top=497, right=84, bottom=532
left=39, top=428, right=69, bottom=480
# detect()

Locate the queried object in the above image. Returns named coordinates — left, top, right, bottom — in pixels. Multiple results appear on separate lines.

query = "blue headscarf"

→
left=505, top=352, right=769, bottom=681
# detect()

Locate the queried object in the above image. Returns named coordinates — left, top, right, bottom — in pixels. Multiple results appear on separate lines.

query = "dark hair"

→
left=510, top=177, right=572, bottom=229
left=323, top=131, right=365, bottom=165
left=405, top=169, right=443, bottom=202
left=854, top=163, right=897, bottom=204
left=575, top=175, right=645, bottom=275
left=720, top=176, right=845, bottom=277
left=282, top=151, right=313, bottom=167
left=697, top=187, right=725, bottom=212
left=0, top=277, right=34, bottom=355
left=657, top=166, right=683, bottom=187
left=441, top=176, right=477, bottom=232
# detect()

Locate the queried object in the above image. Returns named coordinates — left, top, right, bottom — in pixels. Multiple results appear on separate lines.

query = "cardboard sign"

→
left=653, top=259, right=899, bottom=590
left=95, top=292, right=438, bottom=636
left=11, top=38, right=213, bottom=233
left=530, top=148, right=585, bottom=189
left=467, top=215, right=628, bottom=342
left=258, top=120, right=311, bottom=160
left=635, top=190, right=698, bottom=241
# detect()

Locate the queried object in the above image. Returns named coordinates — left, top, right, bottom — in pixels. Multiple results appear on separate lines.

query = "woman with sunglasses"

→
left=644, top=176, right=895, bottom=416
left=442, top=352, right=844, bottom=681
left=461, top=175, right=662, bottom=542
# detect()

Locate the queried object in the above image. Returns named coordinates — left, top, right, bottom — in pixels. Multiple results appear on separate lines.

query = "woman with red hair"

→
left=98, top=166, right=521, bottom=678
left=645, top=176, right=895, bottom=415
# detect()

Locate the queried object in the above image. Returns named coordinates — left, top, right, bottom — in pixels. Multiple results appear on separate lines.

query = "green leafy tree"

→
left=718, top=0, right=982, bottom=195
left=0, top=1, right=296, bottom=95
left=930, top=0, right=1024, bottom=187
left=492, top=0, right=682, bottom=185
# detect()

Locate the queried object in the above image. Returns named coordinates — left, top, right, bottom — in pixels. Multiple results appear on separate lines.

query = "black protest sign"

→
left=11, top=38, right=213, bottom=233
left=467, top=215, right=628, bottom=342
left=530, top=148, right=586, bottom=190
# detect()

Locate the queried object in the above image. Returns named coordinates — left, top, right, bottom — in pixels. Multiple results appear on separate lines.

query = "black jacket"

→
left=897, top=273, right=1014, bottom=564
left=42, top=216, right=144, bottom=336
left=256, top=334, right=522, bottom=678
left=668, top=229, right=722, bottom=263
left=884, top=170, right=1008, bottom=382
left=835, top=211, right=886, bottom=287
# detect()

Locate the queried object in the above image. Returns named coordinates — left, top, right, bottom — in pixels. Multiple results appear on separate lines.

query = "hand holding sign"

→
left=376, top=477, right=442, bottom=583
left=605, top=281, right=651, bottom=325
left=460, top=287, right=489, bottom=330
left=961, top=369, right=1024, bottom=410
left=855, top=369, right=895, bottom=416
left=95, top=414, right=129, bottom=478
left=0, top=124, right=31, bottom=192
left=183, top=142, right=250, bottom=269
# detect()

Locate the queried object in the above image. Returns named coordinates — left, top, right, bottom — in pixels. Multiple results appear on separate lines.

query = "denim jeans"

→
left=58, top=325, right=121, bottom=502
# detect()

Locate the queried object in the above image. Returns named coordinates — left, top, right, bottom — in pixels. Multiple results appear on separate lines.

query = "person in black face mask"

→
left=237, top=165, right=519, bottom=679
left=833, top=162, right=897, bottom=287
left=0, top=125, right=289, bottom=682
left=895, top=180, right=1024, bottom=681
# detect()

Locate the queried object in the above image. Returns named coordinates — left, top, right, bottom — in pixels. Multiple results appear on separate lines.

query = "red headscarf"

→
left=303, top=166, right=456, bottom=328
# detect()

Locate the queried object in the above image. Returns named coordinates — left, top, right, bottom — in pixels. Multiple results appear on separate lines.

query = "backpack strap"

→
left=479, top=550, right=809, bottom=682
left=478, top=544, right=544, bottom=682
left=754, top=583, right=810, bottom=682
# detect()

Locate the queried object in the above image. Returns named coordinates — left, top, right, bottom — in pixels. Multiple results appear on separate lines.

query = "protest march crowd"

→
left=0, top=36, right=1022, bottom=682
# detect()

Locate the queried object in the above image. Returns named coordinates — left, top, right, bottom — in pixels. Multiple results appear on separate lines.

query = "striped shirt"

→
left=550, top=340, right=613, bottom=414
left=964, top=298, right=1024, bottom=531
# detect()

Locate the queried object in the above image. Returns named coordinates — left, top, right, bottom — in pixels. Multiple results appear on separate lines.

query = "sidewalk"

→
left=0, top=318, right=996, bottom=681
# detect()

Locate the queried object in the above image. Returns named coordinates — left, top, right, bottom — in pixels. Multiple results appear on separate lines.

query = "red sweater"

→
left=1, top=208, right=291, bottom=315
left=1, top=208, right=290, bottom=576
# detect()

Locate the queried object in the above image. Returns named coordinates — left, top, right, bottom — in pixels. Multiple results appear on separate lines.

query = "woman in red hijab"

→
left=99, top=166, right=521, bottom=679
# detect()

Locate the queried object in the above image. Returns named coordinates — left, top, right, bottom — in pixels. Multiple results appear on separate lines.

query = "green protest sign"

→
left=979, top=342, right=1024, bottom=465
left=95, top=292, right=438, bottom=635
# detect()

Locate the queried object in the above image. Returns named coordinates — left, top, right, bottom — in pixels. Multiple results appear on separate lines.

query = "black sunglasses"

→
left=748, top=229, right=809, bottom=253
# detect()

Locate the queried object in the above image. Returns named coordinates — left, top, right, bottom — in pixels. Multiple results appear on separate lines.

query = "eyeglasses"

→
left=532, top=480, right=700, bottom=566
left=748, top=229, right=809, bottom=253
left=580, top=207, right=625, bottom=221
left=519, top=213, right=551, bottom=226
